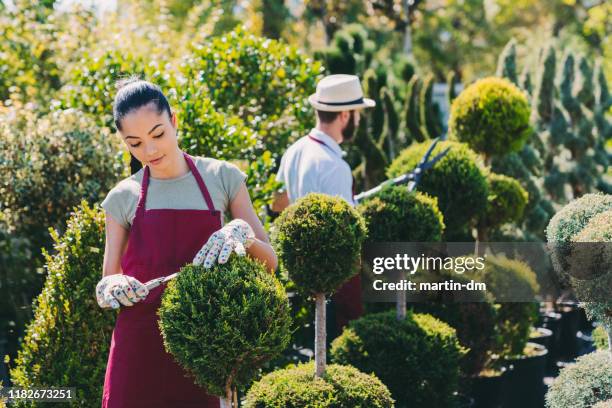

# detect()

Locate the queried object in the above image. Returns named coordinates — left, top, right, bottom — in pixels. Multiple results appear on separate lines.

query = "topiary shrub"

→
left=158, top=256, right=292, bottom=402
left=448, top=77, right=532, bottom=160
left=387, top=140, right=488, bottom=239
left=243, top=361, right=394, bottom=407
left=9, top=202, right=116, bottom=407
left=481, top=172, right=529, bottom=229
left=593, top=326, right=609, bottom=351
left=546, top=193, right=612, bottom=286
left=273, top=194, right=367, bottom=296
left=545, top=351, right=612, bottom=408
left=477, top=255, right=540, bottom=358
left=357, top=186, right=445, bottom=242
left=330, top=310, right=466, bottom=408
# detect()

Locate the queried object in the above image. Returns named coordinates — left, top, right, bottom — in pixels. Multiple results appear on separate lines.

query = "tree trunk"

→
left=402, top=0, right=413, bottom=55
left=396, top=270, right=407, bottom=320
left=315, top=292, right=327, bottom=377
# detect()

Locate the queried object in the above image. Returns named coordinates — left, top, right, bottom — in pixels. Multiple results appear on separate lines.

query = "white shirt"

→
left=276, top=128, right=355, bottom=206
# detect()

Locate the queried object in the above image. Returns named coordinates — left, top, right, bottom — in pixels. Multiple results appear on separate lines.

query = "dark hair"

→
left=316, top=109, right=342, bottom=124
left=113, top=76, right=172, bottom=131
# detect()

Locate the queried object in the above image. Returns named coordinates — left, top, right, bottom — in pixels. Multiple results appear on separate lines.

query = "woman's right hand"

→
left=96, top=274, right=149, bottom=309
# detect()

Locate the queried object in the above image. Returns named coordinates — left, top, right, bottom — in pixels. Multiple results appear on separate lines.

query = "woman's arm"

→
left=229, top=183, right=278, bottom=273
left=102, top=212, right=130, bottom=277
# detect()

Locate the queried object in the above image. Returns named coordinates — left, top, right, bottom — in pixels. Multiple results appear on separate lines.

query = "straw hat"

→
left=308, top=74, right=376, bottom=112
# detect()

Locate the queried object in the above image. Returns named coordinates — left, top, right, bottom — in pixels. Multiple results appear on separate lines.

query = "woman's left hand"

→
left=193, top=219, right=256, bottom=268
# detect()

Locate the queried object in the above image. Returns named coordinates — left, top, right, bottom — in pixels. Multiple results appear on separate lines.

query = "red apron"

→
left=307, top=134, right=364, bottom=332
left=102, top=152, right=222, bottom=408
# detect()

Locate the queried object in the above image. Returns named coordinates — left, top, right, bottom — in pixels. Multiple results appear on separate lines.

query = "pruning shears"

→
left=353, top=138, right=450, bottom=204
left=143, top=249, right=203, bottom=290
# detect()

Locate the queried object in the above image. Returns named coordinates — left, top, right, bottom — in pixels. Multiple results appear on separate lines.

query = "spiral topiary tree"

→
left=330, top=310, right=466, bottom=408
left=387, top=140, right=488, bottom=240
left=272, top=193, right=367, bottom=377
left=448, top=76, right=532, bottom=164
left=158, top=257, right=292, bottom=405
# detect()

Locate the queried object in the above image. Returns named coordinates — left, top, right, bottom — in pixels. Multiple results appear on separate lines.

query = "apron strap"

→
left=135, top=152, right=219, bottom=218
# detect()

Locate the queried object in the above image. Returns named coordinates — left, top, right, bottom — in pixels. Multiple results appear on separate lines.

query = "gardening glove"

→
left=193, top=219, right=255, bottom=269
left=95, top=274, right=149, bottom=309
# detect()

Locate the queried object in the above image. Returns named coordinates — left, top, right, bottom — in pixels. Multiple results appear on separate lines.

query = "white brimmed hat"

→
left=308, top=74, right=376, bottom=112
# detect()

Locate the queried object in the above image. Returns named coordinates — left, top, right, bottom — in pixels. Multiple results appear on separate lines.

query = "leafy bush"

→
left=158, top=256, right=292, bottom=398
left=477, top=255, right=539, bottom=358
left=244, top=362, right=394, bottom=407
left=546, top=193, right=612, bottom=284
left=177, top=26, right=323, bottom=156
left=330, top=310, right=466, bottom=408
left=357, top=186, right=445, bottom=242
left=387, top=140, right=488, bottom=238
left=9, top=202, right=116, bottom=407
left=272, top=193, right=367, bottom=295
left=449, top=77, right=532, bottom=159
left=545, top=351, right=612, bottom=408
left=481, top=172, right=528, bottom=228
left=592, top=326, right=609, bottom=351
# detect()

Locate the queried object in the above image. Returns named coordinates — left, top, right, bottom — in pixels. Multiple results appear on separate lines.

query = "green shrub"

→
left=272, top=194, right=367, bottom=295
left=9, top=202, right=116, bottom=407
left=330, top=310, right=466, bottom=408
left=546, top=193, right=612, bottom=284
left=0, top=106, right=127, bottom=249
left=158, top=256, right=292, bottom=398
left=387, top=140, right=488, bottom=238
left=357, top=186, right=445, bottom=242
left=592, top=326, right=609, bottom=351
left=244, top=362, right=394, bottom=407
left=570, top=210, right=612, bottom=327
left=481, top=172, right=528, bottom=228
left=177, top=26, right=323, bottom=156
left=448, top=77, right=532, bottom=159
left=545, top=351, right=612, bottom=408
left=477, top=255, right=539, bottom=358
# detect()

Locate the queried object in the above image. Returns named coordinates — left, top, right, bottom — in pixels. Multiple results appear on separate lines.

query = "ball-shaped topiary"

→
left=357, top=186, right=445, bottom=242
left=477, top=255, right=540, bottom=358
left=545, top=351, right=612, bottom=408
left=570, top=210, right=612, bottom=328
left=481, top=172, right=529, bottom=228
left=449, top=77, right=532, bottom=158
left=330, top=310, right=466, bottom=408
left=158, top=256, right=292, bottom=398
left=387, top=140, right=488, bottom=238
left=546, top=193, right=612, bottom=284
left=243, top=362, right=394, bottom=407
left=272, top=193, right=367, bottom=295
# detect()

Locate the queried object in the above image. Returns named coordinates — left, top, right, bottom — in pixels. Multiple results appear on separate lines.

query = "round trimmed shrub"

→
left=272, top=193, right=367, bottom=295
left=545, top=351, right=612, bottom=408
left=481, top=172, right=528, bottom=228
left=244, top=362, right=394, bottom=407
left=387, top=140, right=488, bottom=238
left=449, top=77, right=532, bottom=158
left=158, top=256, right=292, bottom=398
left=592, top=326, right=609, bottom=351
left=570, top=210, right=612, bottom=328
left=546, top=193, right=612, bottom=284
left=10, top=202, right=116, bottom=407
left=478, top=255, right=540, bottom=358
left=357, top=186, right=445, bottom=242
left=330, top=310, right=466, bottom=408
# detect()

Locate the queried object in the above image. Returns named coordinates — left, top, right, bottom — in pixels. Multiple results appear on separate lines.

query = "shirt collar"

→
left=309, top=128, right=346, bottom=158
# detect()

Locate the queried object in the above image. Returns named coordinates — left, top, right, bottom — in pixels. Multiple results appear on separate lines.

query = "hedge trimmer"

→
left=353, top=138, right=450, bottom=204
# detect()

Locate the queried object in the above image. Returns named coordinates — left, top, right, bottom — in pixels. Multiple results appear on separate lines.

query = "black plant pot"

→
left=538, top=311, right=561, bottom=371
left=556, top=301, right=580, bottom=360
left=471, top=368, right=507, bottom=408
left=502, top=342, right=548, bottom=408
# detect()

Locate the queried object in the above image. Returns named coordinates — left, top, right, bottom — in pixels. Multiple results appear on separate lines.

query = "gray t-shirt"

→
left=101, top=156, right=247, bottom=229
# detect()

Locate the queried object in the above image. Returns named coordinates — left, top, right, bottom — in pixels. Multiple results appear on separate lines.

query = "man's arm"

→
left=271, top=190, right=290, bottom=213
